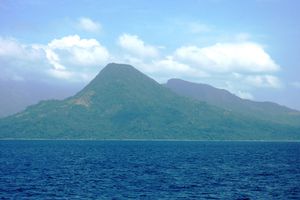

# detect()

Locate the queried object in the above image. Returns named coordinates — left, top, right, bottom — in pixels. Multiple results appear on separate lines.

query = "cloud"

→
left=116, top=34, right=207, bottom=81
left=174, top=42, right=280, bottom=73
left=220, top=81, right=254, bottom=100
left=116, top=34, right=282, bottom=94
left=0, top=33, right=283, bottom=99
left=245, top=75, right=282, bottom=88
left=118, top=34, right=159, bottom=58
left=47, top=35, right=109, bottom=66
left=0, top=37, right=44, bottom=61
left=45, top=35, right=110, bottom=80
left=236, top=91, right=254, bottom=100
left=118, top=54, right=208, bottom=83
left=0, top=37, right=49, bottom=81
left=0, top=35, right=110, bottom=82
left=0, top=37, right=24, bottom=57
left=77, top=17, right=101, bottom=33
left=45, top=48, right=65, bottom=70
left=152, top=56, right=209, bottom=79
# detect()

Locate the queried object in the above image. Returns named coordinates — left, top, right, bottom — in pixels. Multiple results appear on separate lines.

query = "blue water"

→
left=0, top=141, right=299, bottom=199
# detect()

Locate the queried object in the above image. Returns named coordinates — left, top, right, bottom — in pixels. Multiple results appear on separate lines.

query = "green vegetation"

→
left=0, top=63, right=299, bottom=140
left=165, top=78, right=300, bottom=126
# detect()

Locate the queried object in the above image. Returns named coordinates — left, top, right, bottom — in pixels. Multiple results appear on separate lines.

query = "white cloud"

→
left=154, top=56, right=192, bottom=72
left=48, top=35, right=109, bottom=66
left=236, top=91, right=254, bottom=100
left=220, top=81, right=255, bottom=100
left=117, top=53, right=208, bottom=82
left=116, top=34, right=282, bottom=94
left=77, top=17, right=101, bottom=33
left=118, top=34, right=159, bottom=58
left=174, top=42, right=280, bottom=73
left=152, top=56, right=209, bottom=79
left=0, top=35, right=110, bottom=82
left=45, top=48, right=65, bottom=70
left=45, top=35, right=110, bottom=80
left=0, top=37, right=50, bottom=81
left=116, top=34, right=209, bottom=81
left=49, top=34, right=100, bottom=49
left=0, top=37, right=44, bottom=61
left=0, top=33, right=283, bottom=97
left=0, top=37, right=24, bottom=57
left=245, top=75, right=282, bottom=88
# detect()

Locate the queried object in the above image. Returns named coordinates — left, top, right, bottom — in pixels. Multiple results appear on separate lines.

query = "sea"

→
left=0, top=140, right=299, bottom=199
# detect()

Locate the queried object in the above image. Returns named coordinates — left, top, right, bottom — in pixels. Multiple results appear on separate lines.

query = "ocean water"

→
left=0, top=141, right=299, bottom=199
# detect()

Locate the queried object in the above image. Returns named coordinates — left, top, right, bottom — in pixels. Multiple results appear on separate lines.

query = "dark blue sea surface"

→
left=0, top=140, right=299, bottom=199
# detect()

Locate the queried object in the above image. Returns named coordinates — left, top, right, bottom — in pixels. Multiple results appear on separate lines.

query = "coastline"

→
left=1, top=138, right=300, bottom=142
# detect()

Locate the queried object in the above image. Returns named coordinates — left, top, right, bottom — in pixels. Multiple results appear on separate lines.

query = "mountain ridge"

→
left=0, top=63, right=299, bottom=140
left=166, top=78, right=298, bottom=111
left=164, top=78, right=300, bottom=126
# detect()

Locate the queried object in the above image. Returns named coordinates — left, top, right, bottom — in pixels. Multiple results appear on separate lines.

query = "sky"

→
left=0, top=0, right=300, bottom=109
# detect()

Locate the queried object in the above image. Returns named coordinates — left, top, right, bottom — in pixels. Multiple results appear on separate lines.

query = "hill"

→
left=0, top=63, right=299, bottom=140
left=164, top=78, right=300, bottom=126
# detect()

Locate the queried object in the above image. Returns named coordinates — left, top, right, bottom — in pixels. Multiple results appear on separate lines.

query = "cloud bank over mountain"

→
left=0, top=32, right=283, bottom=101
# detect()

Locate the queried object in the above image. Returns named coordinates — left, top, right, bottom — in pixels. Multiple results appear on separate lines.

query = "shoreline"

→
left=1, top=138, right=300, bottom=142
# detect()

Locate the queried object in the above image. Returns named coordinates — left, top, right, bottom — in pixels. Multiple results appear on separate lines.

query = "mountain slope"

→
left=165, top=78, right=300, bottom=126
left=0, top=63, right=299, bottom=140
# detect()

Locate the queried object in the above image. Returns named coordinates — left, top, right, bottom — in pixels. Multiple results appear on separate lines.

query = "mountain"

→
left=164, top=79, right=300, bottom=126
left=0, top=63, right=299, bottom=140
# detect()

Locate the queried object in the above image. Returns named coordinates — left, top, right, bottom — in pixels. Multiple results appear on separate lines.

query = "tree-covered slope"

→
left=165, top=78, right=300, bottom=127
left=0, top=63, right=299, bottom=140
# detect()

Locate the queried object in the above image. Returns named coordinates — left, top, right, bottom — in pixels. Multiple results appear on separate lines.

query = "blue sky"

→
left=0, top=0, right=300, bottom=109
